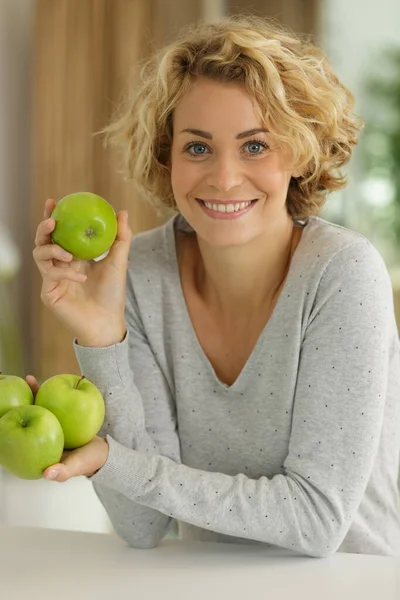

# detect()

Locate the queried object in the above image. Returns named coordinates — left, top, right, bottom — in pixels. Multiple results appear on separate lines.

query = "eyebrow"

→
left=179, top=128, right=269, bottom=140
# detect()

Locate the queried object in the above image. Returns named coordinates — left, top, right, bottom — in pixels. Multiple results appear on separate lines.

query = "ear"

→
left=291, top=161, right=308, bottom=179
left=291, top=169, right=303, bottom=179
left=286, top=152, right=305, bottom=179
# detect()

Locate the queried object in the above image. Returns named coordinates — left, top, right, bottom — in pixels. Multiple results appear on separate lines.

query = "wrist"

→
left=77, top=328, right=127, bottom=348
left=92, top=436, right=109, bottom=476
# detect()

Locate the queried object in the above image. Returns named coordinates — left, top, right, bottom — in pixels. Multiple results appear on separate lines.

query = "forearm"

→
left=73, top=329, right=182, bottom=547
left=93, top=483, right=174, bottom=549
left=73, top=331, right=151, bottom=451
left=76, top=344, right=173, bottom=547
left=91, top=436, right=343, bottom=558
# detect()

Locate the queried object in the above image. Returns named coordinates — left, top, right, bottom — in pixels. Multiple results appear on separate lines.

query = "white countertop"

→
left=1, top=525, right=399, bottom=599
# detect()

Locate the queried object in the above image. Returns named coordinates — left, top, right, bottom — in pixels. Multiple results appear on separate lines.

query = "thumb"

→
left=106, top=210, right=132, bottom=268
left=43, top=450, right=77, bottom=482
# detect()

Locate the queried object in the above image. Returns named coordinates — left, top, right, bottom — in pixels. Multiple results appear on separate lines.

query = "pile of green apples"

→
left=0, top=373, right=105, bottom=480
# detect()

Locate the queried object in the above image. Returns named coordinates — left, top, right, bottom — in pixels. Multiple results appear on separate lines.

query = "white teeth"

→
left=203, top=200, right=252, bottom=213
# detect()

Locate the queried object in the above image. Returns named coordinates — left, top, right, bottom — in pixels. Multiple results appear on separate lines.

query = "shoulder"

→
left=128, top=218, right=170, bottom=261
left=304, top=216, right=390, bottom=283
left=303, top=215, right=370, bottom=256
left=127, top=214, right=176, bottom=280
left=302, top=217, right=393, bottom=306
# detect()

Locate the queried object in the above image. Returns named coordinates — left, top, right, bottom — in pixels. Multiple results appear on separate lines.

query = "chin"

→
left=197, top=225, right=261, bottom=249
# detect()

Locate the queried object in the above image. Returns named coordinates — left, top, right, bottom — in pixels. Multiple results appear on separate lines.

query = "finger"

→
left=40, top=267, right=87, bottom=305
left=33, top=244, right=73, bottom=275
left=44, top=198, right=57, bottom=219
left=42, top=266, right=87, bottom=288
left=43, top=462, right=71, bottom=482
left=25, top=375, right=40, bottom=398
left=42, top=452, right=71, bottom=482
left=34, top=217, right=56, bottom=247
left=105, top=210, right=132, bottom=267
left=119, top=210, right=132, bottom=243
left=43, top=449, right=82, bottom=482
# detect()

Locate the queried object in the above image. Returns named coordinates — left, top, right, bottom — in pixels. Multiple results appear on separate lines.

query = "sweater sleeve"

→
left=73, top=274, right=181, bottom=549
left=87, top=240, right=395, bottom=558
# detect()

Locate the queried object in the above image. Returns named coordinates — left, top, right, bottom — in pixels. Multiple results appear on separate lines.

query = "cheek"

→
left=171, top=169, right=187, bottom=198
left=256, top=163, right=291, bottom=192
left=171, top=157, right=199, bottom=192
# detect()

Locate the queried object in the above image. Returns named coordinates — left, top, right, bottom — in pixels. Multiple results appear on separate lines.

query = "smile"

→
left=196, top=199, right=257, bottom=213
left=196, top=198, right=258, bottom=220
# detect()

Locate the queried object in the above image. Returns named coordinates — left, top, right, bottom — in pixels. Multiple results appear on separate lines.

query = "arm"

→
left=86, top=240, right=395, bottom=558
left=74, top=274, right=181, bottom=549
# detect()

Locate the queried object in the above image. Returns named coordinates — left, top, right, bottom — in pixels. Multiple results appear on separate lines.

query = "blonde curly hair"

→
left=99, top=14, right=364, bottom=220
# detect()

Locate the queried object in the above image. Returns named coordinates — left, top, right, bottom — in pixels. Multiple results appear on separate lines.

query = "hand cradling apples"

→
left=2, top=191, right=126, bottom=481
left=0, top=372, right=105, bottom=480
left=0, top=189, right=117, bottom=481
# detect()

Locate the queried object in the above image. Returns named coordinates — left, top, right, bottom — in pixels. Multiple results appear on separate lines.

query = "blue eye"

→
left=185, top=143, right=208, bottom=156
left=244, top=140, right=268, bottom=154
left=183, top=138, right=269, bottom=158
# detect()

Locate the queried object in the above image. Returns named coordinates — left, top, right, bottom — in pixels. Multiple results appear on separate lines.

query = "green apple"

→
left=34, top=374, right=105, bottom=450
left=50, top=192, right=118, bottom=260
left=0, top=373, right=34, bottom=419
left=0, top=404, right=64, bottom=479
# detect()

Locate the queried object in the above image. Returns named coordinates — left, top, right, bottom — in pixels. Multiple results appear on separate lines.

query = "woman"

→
left=30, top=15, right=400, bottom=557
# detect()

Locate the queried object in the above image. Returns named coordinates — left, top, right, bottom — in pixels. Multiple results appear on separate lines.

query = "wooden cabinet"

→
left=32, top=0, right=202, bottom=380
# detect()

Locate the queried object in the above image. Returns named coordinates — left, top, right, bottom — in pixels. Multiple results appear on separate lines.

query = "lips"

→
left=196, top=199, right=258, bottom=205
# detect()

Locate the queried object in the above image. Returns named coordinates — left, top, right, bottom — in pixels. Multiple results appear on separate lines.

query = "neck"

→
left=192, top=216, right=298, bottom=322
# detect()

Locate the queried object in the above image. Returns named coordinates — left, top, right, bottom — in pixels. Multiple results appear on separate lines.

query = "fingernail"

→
left=47, top=469, right=59, bottom=479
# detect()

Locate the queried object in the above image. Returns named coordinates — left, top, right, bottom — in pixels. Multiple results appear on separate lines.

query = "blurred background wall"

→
left=0, top=0, right=35, bottom=378
left=0, top=0, right=399, bottom=534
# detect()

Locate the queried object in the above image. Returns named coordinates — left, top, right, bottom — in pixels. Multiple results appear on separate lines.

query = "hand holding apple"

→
left=25, top=377, right=108, bottom=481
left=32, top=196, right=132, bottom=347
left=0, top=373, right=107, bottom=480
left=43, top=435, right=109, bottom=482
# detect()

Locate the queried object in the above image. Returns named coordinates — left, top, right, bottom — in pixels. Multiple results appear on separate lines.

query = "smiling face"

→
left=170, top=77, right=300, bottom=248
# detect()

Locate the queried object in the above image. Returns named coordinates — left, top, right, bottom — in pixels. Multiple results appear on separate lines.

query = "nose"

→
left=205, top=153, right=244, bottom=193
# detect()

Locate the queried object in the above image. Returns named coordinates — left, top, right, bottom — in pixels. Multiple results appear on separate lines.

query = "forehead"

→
left=173, top=78, right=264, bottom=130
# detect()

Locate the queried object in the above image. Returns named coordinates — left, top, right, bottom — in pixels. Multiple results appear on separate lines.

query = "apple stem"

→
left=75, top=375, right=86, bottom=389
left=20, top=420, right=27, bottom=428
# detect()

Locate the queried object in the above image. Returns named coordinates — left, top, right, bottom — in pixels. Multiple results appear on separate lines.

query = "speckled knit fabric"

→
left=74, top=213, right=400, bottom=557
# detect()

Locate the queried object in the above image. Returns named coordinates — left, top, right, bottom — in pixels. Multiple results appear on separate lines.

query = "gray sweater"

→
left=74, top=213, right=400, bottom=558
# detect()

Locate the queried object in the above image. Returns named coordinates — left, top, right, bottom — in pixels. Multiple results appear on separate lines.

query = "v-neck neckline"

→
left=166, top=214, right=312, bottom=392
